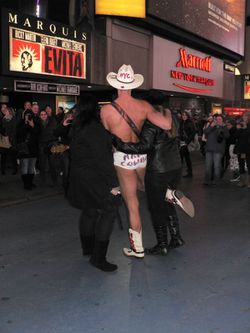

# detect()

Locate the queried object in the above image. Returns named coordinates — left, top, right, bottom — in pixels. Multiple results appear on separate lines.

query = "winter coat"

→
left=204, top=124, right=229, bottom=154
left=234, top=123, right=250, bottom=154
left=39, top=118, right=57, bottom=147
left=114, top=120, right=181, bottom=173
left=67, top=119, right=119, bottom=210
left=0, top=117, right=17, bottom=147
left=179, top=119, right=196, bottom=144
left=16, top=119, right=40, bottom=158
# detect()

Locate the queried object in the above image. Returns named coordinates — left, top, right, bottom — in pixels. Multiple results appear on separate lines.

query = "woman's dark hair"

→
left=146, top=90, right=165, bottom=106
left=74, top=94, right=98, bottom=127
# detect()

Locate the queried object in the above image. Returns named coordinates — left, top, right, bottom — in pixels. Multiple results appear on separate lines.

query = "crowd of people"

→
left=1, top=64, right=250, bottom=273
left=0, top=101, right=74, bottom=189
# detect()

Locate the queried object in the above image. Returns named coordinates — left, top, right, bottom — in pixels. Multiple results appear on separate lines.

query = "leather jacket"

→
left=113, top=121, right=181, bottom=173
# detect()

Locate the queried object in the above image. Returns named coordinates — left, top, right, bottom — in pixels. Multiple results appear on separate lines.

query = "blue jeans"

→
left=205, top=152, right=223, bottom=183
left=20, top=158, right=37, bottom=175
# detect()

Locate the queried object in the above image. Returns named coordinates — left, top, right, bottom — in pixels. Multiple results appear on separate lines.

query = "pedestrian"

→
left=101, top=64, right=172, bottom=258
left=53, top=112, right=74, bottom=189
left=67, top=95, right=120, bottom=272
left=234, top=112, right=250, bottom=187
left=113, top=93, right=194, bottom=255
left=38, top=110, right=58, bottom=186
left=16, top=101, right=32, bottom=123
left=179, top=111, right=196, bottom=178
left=16, top=110, right=40, bottom=190
left=203, top=115, right=229, bottom=186
left=55, top=106, right=65, bottom=124
left=0, top=107, right=18, bottom=175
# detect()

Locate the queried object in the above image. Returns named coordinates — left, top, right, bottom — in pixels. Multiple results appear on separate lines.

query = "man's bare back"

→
left=101, top=91, right=172, bottom=141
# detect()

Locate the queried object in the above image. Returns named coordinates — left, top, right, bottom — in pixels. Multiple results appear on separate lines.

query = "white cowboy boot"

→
left=123, top=228, right=145, bottom=258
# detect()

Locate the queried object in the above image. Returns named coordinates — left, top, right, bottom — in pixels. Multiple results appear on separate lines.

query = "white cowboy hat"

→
left=106, top=64, right=144, bottom=90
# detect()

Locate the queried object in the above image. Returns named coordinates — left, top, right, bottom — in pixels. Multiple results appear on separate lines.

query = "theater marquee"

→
left=1, top=9, right=90, bottom=81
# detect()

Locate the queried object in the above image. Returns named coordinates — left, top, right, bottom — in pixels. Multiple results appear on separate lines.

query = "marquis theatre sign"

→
left=1, top=9, right=90, bottom=81
left=152, top=36, right=223, bottom=97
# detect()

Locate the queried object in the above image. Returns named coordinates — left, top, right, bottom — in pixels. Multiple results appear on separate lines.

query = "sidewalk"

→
left=0, top=173, right=63, bottom=208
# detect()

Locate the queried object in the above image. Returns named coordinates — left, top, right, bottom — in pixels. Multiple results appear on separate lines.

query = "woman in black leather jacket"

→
left=113, top=105, right=185, bottom=255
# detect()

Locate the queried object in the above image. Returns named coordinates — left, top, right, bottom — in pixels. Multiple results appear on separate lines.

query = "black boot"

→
left=80, top=235, right=95, bottom=256
left=28, top=174, right=37, bottom=189
left=22, top=174, right=32, bottom=190
left=168, top=215, right=185, bottom=248
left=145, top=225, right=168, bottom=255
left=90, top=240, right=117, bottom=272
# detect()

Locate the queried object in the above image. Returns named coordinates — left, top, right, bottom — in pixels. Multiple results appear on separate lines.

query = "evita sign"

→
left=1, top=9, right=90, bottom=81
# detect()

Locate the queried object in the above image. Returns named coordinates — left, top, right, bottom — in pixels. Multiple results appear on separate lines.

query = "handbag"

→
left=50, top=143, right=70, bottom=154
left=0, top=134, right=11, bottom=149
left=188, top=133, right=200, bottom=152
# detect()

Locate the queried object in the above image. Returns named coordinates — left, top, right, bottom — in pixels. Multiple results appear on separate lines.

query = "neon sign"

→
left=176, top=48, right=212, bottom=73
left=171, top=48, right=215, bottom=93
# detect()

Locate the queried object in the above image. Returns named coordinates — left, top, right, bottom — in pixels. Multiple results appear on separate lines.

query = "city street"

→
left=1, top=157, right=250, bottom=333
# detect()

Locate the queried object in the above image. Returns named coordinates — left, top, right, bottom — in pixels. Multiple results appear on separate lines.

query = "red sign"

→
left=171, top=48, right=215, bottom=93
left=224, top=107, right=250, bottom=116
left=9, top=27, right=86, bottom=79
left=176, top=48, right=212, bottom=72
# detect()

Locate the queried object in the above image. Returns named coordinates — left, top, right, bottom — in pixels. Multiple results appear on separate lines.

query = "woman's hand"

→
left=110, top=187, right=121, bottom=196
left=27, top=119, right=34, bottom=128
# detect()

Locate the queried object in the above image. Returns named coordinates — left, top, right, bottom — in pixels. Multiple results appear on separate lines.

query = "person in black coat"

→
left=38, top=110, right=58, bottom=186
left=234, top=113, right=250, bottom=187
left=67, top=95, right=120, bottom=272
left=113, top=104, right=185, bottom=256
left=0, top=107, right=18, bottom=175
left=179, top=111, right=196, bottom=177
left=16, top=110, right=40, bottom=190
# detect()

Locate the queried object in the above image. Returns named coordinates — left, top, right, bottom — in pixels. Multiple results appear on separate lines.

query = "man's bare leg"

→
left=115, top=166, right=144, bottom=257
left=115, top=167, right=141, bottom=232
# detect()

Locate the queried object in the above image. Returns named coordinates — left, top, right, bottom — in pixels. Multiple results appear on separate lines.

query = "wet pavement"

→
left=1, top=154, right=250, bottom=333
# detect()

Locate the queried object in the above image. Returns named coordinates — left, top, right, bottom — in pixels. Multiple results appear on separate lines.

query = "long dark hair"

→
left=73, top=94, right=98, bottom=128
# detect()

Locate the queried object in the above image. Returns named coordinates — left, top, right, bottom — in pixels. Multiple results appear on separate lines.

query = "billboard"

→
left=1, top=9, right=90, bottom=81
left=243, top=75, right=250, bottom=99
left=148, top=0, right=245, bottom=56
left=95, top=0, right=146, bottom=18
left=152, top=36, right=224, bottom=98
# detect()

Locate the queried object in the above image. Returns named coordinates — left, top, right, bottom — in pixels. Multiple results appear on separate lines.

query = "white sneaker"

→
left=230, top=175, right=240, bottom=182
left=123, top=228, right=145, bottom=258
left=165, top=189, right=195, bottom=218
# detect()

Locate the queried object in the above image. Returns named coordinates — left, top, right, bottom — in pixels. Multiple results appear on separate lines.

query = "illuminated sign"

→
left=148, top=0, right=245, bottom=56
left=14, top=80, right=80, bottom=95
left=95, top=0, right=146, bottom=18
left=176, top=49, right=212, bottom=72
left=152, top=36, right=223, bottom=97
left=1, top=9, right=90, bottom=81
left=244, top=80, right=250, bottom=99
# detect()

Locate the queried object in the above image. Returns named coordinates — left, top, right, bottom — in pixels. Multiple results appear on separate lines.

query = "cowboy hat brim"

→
left=106, top=72, right=144, bottom=90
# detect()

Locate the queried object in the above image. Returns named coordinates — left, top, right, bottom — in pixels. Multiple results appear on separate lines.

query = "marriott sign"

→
left=152, top=36, right=223, bottom=98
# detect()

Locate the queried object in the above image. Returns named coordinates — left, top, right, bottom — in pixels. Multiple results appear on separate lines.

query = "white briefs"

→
left=113, top=151, right=147, bottom=170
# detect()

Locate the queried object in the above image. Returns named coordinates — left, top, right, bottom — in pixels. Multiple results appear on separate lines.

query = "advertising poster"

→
left=1, top=9, right=90, bottom=81
left=148, top=0, right=245, bottom=55
left=244, top=80, right=250, bottom=99
left=9, top=27, right=86, bottom=79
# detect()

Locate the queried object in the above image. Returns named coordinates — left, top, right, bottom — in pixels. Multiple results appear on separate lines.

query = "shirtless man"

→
left=101, top=64, right=172, bottom=258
